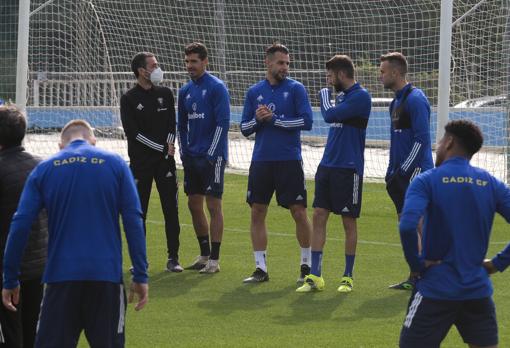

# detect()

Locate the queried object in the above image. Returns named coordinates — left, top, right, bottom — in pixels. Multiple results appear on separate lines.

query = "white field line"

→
left=146, top=220, right=508, bottom=246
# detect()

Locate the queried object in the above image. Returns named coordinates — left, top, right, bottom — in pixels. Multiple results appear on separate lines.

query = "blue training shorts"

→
left=313, top=166, right=362, bottom=218
left=36, top=281, right=127, bottom=348
left=183, top=156, right=225, bottom=199
left=247, top=160, right=307, bottom=209
left=386, top=167, right=422, bottom=214
left=400, top=291, right=498, bottom=348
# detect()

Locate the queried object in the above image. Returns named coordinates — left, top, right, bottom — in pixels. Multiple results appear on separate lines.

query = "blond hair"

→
left=60, top=119, right=94, bottom=146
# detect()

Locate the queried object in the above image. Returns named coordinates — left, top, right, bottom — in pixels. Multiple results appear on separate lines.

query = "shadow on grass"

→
left=272, top=291, right=346, bottom=325
left=143, top=270, right=209, bottom=298
left=197, top=284, right=297, bottom=315
left=344, top=291, right=409, bottom=321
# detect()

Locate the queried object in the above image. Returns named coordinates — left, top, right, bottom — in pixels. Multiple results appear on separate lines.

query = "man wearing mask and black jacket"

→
left=121, top=52, right=181, bottom=272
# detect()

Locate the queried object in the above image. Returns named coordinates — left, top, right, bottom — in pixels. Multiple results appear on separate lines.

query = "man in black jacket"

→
left=0, top=105, right=48, bottom=348
left=120, top=52, right=182, bottom=271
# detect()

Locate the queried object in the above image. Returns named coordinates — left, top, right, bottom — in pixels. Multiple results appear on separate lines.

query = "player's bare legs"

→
left=243, top=203, right=270, bottom=283
left=186, top=194, right=211, bottom=270
left=188, top=194, right=209, bottom=238
left=342, top=216, right=357, bottom=255
left=250, top=203, right=268, bottom=250
left=289, top=204, right=311, bottom=248
left=339, top=215, right=357, bottom=292
left=206, top=196, right=223, bottom=243
left=312, top=207, right=329, bottom=250
left=290, top=204, right=312, bottom=284
left=192, top=195, right=224, bottom=273
left=390, top=214, right=421, bottom=289
left=296, top=207, right=327, bottom=292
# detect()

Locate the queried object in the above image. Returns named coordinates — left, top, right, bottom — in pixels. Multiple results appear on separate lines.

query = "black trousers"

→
left=0, top=277, right=44, bottom=348
left=131, top=158, right=180, bottom=259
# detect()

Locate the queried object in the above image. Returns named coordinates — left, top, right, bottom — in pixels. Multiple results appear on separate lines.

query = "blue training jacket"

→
left=178, top=72, right=230, bottom=162
left=387, top=83, right=433, bottom=180
left=3, top=140, right=148, bottom=289
left=400, top=156, right=510, bottom=300
left=318, top=83, right=371, bottom=176
left=240, top=78, right=313, bottom=161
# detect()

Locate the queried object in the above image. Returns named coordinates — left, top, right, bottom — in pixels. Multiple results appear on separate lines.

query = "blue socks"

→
left=311, top=251, right=323, bottom=276
left=344, top=254, right=355, bottom=277
left=311, top=252, right=356, bottom=277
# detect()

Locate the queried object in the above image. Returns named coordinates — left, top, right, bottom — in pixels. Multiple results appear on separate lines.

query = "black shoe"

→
left=166, top=258, right=184, bottom=272
left=243, top=268, right=269, bottom=283
left=297, top=264, right=311, bottom=284
left=388, top=277, right=416, bottom=290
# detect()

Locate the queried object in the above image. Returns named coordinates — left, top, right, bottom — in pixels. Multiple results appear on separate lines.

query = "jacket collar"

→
left=0, top=145, right=25, bottom=157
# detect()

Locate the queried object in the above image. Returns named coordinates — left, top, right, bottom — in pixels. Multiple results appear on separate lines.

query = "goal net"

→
left=17, top=0, right=510, bottom=181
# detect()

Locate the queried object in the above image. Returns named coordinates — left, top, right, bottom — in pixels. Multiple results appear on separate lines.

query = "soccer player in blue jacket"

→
left=240, top=44, right=313, bottom=284
left=2, top=120, right=148, bottom=347
left=296, top=55, right=371, bottom=293
left=380, top=52, right=433, bottom=290
left=399, top=119, right=510, bottom=348
left=178, top=43, right=230, bottom=273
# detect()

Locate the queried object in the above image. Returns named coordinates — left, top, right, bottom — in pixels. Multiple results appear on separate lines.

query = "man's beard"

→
left=272, top=70, right=286, bottom=82
left=334, top=82, right=344, bottom=93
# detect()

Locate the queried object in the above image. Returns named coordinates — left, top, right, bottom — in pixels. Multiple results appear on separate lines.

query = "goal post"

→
left=436, top=0, right=453, bottom=143
left=15, top=0, right=30, bottom=111
left=14, top=0, right=510, bottom=181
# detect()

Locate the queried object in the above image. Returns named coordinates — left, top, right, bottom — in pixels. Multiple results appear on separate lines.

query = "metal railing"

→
left=28, top=71, right=187, bottom=107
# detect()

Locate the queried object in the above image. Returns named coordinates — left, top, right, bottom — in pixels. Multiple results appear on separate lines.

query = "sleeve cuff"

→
left=2, top=278, right=19, bottom=290
left=412, top=259, right=427, bottom=274
left=491, top=256, right=508, bottom=272
left=132, top=275, right=148, bottom=284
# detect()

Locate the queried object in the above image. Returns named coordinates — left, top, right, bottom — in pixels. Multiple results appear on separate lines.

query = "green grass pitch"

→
left=83, top=171, right=510, bottom=347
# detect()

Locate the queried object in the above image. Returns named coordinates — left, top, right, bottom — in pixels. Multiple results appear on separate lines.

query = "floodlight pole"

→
left=436, top=0, right=453, bottom=142
left=16, top=0, right=30, bottom=111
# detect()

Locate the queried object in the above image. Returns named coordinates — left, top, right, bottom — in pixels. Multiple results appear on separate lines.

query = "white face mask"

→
left=149, top=67, right=164, bottom=84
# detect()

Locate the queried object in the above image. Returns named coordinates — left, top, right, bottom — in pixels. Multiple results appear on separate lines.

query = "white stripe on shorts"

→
left=301, top=161, right=306, bottom=190
left=404, top=291, right=423, bottom=328
left=36, top=284, right=48, bottom=334
left=0, top=321, right=4, bottom=343
left=353, top=173, right=359, bottom=205
left=118, top=284, right=125, bottom=334
left=215, top=157, right=222, bottom=184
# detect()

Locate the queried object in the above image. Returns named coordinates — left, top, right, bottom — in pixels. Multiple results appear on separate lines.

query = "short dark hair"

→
left=380, top=52, right=408, bottom=75
left=444, top=119, right=483, bottom=157
left=265, top=43, right=289, bottom=57
left=325, top=55, right=355, bottom=79
left=0, top=105, right=26, bottom=148
left=131, top=52, right=155, bottom=78
left=184, top=42, right=208, bottom=60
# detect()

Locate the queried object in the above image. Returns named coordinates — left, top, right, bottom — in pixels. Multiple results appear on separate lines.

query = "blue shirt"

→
left=400, top=156, right=510, bottom=300
left=178, top=72, right=230, bottom=161
left=387, top=83, right=433, bottom=179
left=240, top=78, right=313, bottom=161
left=318, top=83, right=371, bottom=175
left=3, top=140, right=147, bottom=288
